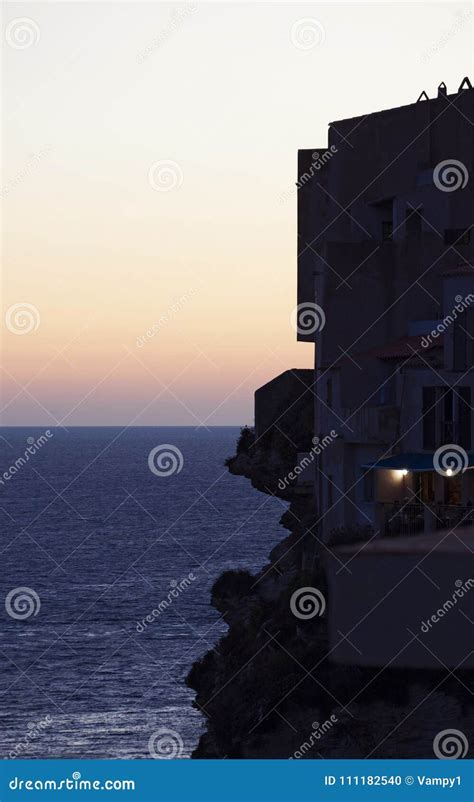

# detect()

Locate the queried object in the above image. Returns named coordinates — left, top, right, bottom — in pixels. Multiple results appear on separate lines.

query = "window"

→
left=417, top=472, right=434, bottom=503
left=422, top=385, right=471, bottom=450
left=362, top=469, right=374, bottom=502
left=444, top=228, right=471, bottom=246
left=458, top=387, right=471, bottom=450
left=382, top=220, right=393, bottom=241
left=326, top=378, right=333, bottom=408
left=422, top=387, right=437, bottom=449
left=453, top=309, right=474, bottom=371
left=405, top=207, right=422, bottom=235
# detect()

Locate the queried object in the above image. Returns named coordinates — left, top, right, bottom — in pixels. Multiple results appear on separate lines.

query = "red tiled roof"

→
left=366, top=334, right=443, bottom=359
left=330, top=333, right=443, bottom=368
left=441, top=264, right=474, bottom=276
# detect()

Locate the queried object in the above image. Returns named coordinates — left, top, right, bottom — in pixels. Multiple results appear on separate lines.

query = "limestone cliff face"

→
left=187, top=433, right=473, bottom=759
left=224, top=427, right=300, bottom=500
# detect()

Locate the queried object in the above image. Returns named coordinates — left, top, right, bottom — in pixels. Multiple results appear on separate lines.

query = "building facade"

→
left=297, top=78, right=474, bottom=540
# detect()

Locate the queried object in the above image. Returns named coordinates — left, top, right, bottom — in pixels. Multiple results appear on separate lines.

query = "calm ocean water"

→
left=0, top=427, right=285, bottom=759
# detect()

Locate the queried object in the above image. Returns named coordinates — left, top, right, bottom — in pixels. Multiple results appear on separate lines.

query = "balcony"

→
left=339, top=405, right=399, bottom=444
left=379, top=502, right=474, bottom=536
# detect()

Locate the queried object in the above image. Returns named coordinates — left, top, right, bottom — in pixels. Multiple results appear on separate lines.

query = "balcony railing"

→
left=380, top=502, right=474, bottom=536
left=382, top=503, right=424, bottom=537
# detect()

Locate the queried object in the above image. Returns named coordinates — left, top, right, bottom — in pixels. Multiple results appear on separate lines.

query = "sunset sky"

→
left=2, top=2, right=473, bottom=426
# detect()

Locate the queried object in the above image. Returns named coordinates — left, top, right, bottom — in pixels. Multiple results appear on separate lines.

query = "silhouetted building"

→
left=297, top=78, right=474, bottom=541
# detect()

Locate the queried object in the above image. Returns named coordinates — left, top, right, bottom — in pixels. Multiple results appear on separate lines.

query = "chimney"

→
left=437, top=82, right=447, bottom=98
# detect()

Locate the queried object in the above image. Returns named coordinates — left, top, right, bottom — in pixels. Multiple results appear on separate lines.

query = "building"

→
left=296, top=78, right=474, bottom=541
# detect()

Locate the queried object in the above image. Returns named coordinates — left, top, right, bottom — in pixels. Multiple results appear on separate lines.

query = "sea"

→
left=0, top=427, right=286, bottom=759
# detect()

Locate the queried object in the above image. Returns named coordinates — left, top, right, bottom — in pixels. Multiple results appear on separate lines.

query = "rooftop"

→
left=329, top=77, right=473, bottom=128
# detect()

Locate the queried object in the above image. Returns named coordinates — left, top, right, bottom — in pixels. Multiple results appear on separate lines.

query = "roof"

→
left=441, top=264, right=474, bottom=276
left=255, top=368, right=314, bottom=394
left=362, top=452, right=474, bottom=472
left=334, top=333, right=443, bottom=367
left=329, top=82, right=473, bottom=128
left=366, top=334, right=443, bottom=360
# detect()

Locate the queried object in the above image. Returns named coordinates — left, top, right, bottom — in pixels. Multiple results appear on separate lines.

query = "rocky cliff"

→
left=186, top=430, right=473, bottom=759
